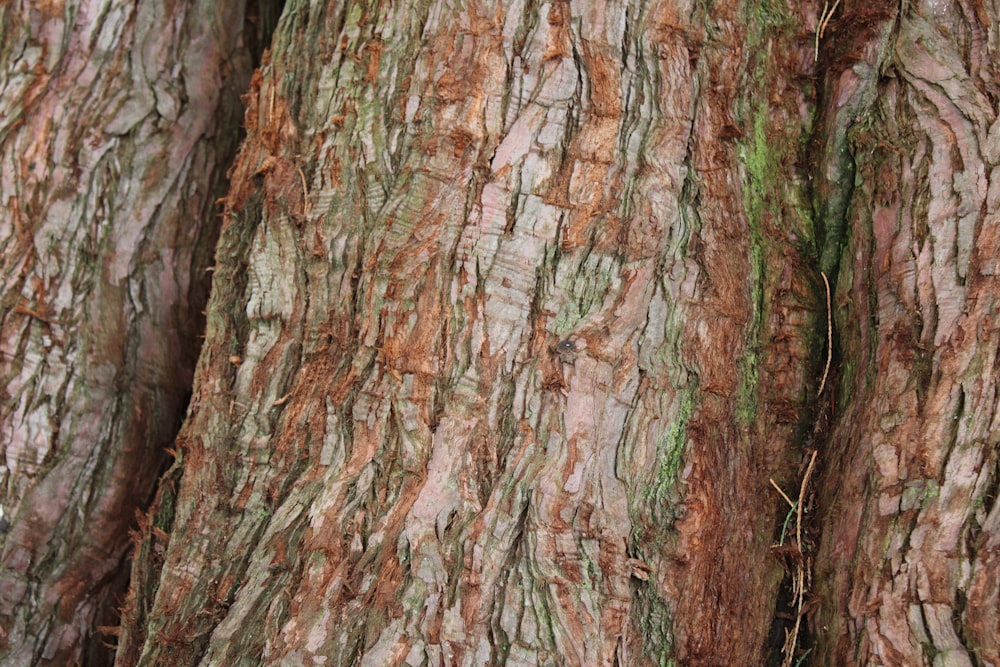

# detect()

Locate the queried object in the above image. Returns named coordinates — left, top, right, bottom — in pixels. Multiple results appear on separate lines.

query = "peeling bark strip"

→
left=0, top=1, right=253, bottom=664
left=119, top=0, right=822, bottom=665
left=812, top=1, right=1000, bottom=664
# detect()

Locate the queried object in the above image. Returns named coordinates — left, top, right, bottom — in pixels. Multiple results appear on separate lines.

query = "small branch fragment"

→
left=772, top=449, right=819, bottom=667
left=770, top=478, right=796, bottom=508
left=814, top=0, right=843, bottom=61
left=297, top=165, right=310, bottom=215
left=817, top=271, right=832, bottom=396
left=795, top=451, right=818, bottom=563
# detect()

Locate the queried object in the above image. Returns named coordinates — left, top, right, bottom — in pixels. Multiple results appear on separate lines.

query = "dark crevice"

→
left=766, top=5, right=902, bottom=665
left=92, top=2, right=286, bottom=666
left=764, top=6, right=895, bottom=662
left=245, top=0, right=286, bottom=65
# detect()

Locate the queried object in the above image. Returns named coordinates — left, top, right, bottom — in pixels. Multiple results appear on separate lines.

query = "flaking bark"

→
left=118, top=1, right=821, bottom=665
left=4, top=0, right=991, bottom=665
left=811, top=1, right=1000, bottom=664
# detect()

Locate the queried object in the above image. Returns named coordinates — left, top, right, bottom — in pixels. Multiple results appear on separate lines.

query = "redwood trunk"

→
left=1, top=0, right=996, bottom=666
left=116, top=1, right=820, bottom=665
left=811, top=2, right=1000, bottom=664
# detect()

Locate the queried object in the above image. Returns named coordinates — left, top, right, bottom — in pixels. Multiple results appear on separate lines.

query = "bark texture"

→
left=0, top=1, right=252, bottom=663
left=20, top=0, right=990, bottom=665
left=811, top=1, right=1000, bottom=664
left=117, top=0, right=822, bottom=665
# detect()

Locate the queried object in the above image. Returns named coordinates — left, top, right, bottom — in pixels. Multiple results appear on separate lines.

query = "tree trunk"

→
left=810, top=2, right=1000, bottom=665
left=115, top=0, right=822, bottom=665
left=2, top=0, right=996, bottom=666
left=0, top=1, right=256, bottom=664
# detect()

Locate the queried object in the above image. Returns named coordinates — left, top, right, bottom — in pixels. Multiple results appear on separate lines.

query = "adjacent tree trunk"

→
left=0, top=1, right=255, bottom=664
left=811, top=2, right=1000, bottom=665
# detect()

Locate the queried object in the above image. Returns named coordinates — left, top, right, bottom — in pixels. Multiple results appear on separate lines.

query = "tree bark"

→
left=0, top=1, right=253, bottom=664
left=116, top=0, right=822, bottom=665
left=3, top=0, right=996, bottom=666
left=811, top=2, right=1000, bottom=664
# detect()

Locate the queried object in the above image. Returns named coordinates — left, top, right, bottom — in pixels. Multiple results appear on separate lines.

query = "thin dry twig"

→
left=819, top=0, right=842, bottom=38
left=297, top=165, right=310, bottom=214
left=814, top=0, right=843, bottom=61
left=771, top=478, right=796, bottom=508
left=817, top=271, right=833, bottom=396
left=779, top=449, right=819, bottom=667
left=795, top=450, right=818, bottom=563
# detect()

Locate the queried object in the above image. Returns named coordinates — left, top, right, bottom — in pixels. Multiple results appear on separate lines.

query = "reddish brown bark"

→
left=811, top=2, right=1000, bottom=664
left=2, top=0, right=996, bottom=665
left=115, top=0, right=821, bottom=665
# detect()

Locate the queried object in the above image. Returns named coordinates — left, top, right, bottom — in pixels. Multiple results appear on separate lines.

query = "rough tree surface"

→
left=115, top=0, right=1000, bottom=665
left=118, top=0, right=820, bottom=665
left=812, top=2, right=1000, bottom=665
left=0, top=0, right=996, bottom=666
left=0, top=1, right=253, bottom=664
